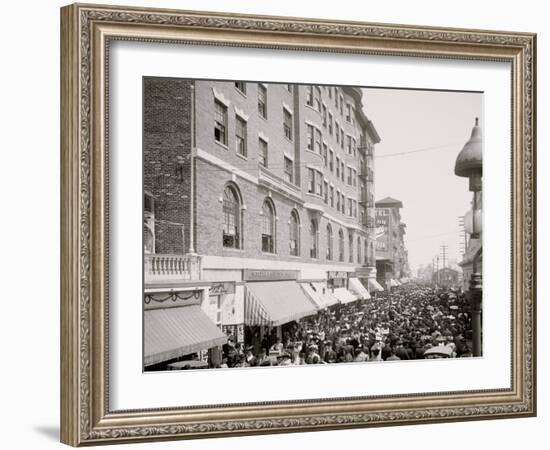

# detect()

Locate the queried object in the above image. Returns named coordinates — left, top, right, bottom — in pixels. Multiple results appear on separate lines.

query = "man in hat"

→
left=354, top=344, right=369, bottom=362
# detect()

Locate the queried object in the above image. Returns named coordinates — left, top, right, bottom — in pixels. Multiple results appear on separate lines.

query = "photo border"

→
left=60, top=3, right=536, bottom=446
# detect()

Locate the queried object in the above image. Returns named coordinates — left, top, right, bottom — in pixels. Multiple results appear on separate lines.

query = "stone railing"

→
left=144, top=253, right=201, bottom=283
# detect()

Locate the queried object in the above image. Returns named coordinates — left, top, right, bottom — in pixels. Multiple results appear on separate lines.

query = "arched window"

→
left=261, top=199, right=276, bottom=253
left=326, top=224, right=333, bottom=260
left=364, top=240, right=368, bottom=265
left=357, top=236, right=362, bottom=264
left=289, top=209, right=300, bottom=256
left=338, top=229, right=344, bottom=262
left=348, top=231, right=354, bottom=263
left=310, top=219, right=319, bottom=258
left=222, top=184, right=241, bottom=249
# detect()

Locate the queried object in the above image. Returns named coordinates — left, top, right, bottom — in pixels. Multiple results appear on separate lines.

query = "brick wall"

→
left=143, top=77, right=193, bottom=255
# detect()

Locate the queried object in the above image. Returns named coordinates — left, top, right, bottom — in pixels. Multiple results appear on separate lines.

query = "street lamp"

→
left=454, top=117, right=483, bottom=357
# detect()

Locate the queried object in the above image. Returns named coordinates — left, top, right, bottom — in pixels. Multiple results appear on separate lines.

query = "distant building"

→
left=375, top=197, right=409, bottom=289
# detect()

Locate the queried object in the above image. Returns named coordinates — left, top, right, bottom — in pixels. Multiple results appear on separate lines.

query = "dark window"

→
left=289, top=210, right=300, bottom=256
left=235, top=81, right=246, bottom=94
left=326, top=224, right=333, bottom=260
left=258, top=138, right=268, bottom=168
left=310, top=219, right=319, bottom=258
left=349, top=232, right=354, bottom=262
left=222, top=185, right=241, bottom=248
left=235, top=116, right=247, bottom=157
left=261, top=200, right=275, bottom=253
left=258, top=84, right=267, bottom=118
left=214, top=100, right=227, bottom=145
left=284, top=157, right=294, bottom=183
left=338, top=229, right=344, bottom=261
left=283, top=109, right=293, bottom=140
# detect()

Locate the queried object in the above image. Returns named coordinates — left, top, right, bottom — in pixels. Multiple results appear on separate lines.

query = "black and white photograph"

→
left=142, top=78, right=483, bottom=372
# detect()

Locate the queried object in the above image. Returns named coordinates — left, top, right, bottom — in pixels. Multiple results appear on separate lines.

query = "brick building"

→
left=143, top=78, right=381, bottom=369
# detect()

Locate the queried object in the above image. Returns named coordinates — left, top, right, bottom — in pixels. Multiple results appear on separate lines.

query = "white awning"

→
left=301, top=282, right=339, bottom=309
left=333, top=287, right=359, bottom=304
left=348, top=278, right=371, bottom=300
left=144, top=304, right=228, bottom=367
left=390, top=279, right=399, bottom=287
left=368, top=279, right=384, bottom=292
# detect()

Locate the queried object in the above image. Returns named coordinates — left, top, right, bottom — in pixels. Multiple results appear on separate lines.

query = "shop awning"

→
left=390, top=279, right=399, bottom=287
left=301, top=282, right=339, bottom=309
left=368, top=278, right=384, bottom=292
left=245, top=281, right=318, bottom=327
left=144, top=304, right=227, bottom=367
left=333, top=287, right=360, bottom=304
left=348, top=278, right=371, bottom=300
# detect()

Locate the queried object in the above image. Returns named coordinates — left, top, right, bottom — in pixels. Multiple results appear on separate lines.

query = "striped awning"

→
left=333, top=287, right=360, bottom=305
left=245, top=281, right=318, bottom=327
left=348, top=278, right=371, bottom=300
left=144, top=304, right=227, bottom=367
left=301, top=282, right=339, bottom=309
left=368, top=278, right=384, bottom=292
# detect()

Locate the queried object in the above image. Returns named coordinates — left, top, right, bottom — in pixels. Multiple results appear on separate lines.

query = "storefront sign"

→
left=327, top=271, right=347, bottom=280
left=243, top=269, right=297, bottom=281
left=210, top=282, right=235, bottom=295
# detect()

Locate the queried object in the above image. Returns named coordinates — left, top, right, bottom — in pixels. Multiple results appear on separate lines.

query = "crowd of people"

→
left=219, top=282, right=473, bottom=368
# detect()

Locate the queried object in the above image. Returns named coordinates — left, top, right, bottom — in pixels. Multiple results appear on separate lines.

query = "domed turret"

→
left=454, top=118, right=483, bottom=191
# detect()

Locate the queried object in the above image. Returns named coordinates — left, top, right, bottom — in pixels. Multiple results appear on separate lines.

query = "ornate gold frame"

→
left=60, top=3, right=536, bottom=446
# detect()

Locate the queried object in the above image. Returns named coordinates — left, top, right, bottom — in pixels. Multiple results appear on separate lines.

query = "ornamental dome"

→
left=454, top=118, right=483, bottom=178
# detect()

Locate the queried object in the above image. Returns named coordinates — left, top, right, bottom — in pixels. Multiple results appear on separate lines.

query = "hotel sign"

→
left=243, top=269, right=298, bottom=281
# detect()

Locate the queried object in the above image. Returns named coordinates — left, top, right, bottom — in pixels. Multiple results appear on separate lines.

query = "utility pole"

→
left=440, top=244, right=448, bottom=269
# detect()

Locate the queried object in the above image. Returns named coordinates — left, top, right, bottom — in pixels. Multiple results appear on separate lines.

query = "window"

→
left=289, top=210, right=300, bottom=256
left=258, top=138, right=268, bottom=168
left=357, top=236, right=362, bottom=264
left=328, top=86, right=333, bottom=99
left=314, top=87, right=322, bottom=111
left=322, top=143, right=328, bottom=167
left=335, top=122, right=340, bottom=143
left=340, top=95, right=344, bottom=115
left=348, top=198, right=353, bottom=216
left=365, top=241, right=369, bottom=265
left=349, top=232, right=353, bottom=262
left=336, top=156, right=340, bottom=177
left=284, top=156, right=294, bottom=183
left=335, top=89, right=339, bottom=108
left=283, top=108, right=293, bottom=140
left=326, top=224, right=333, bottom=260
left=341, top=162, right=345, bottom=182
left=347, top=167, right=353, bottom=185
left=324, top=181, right=329, bottom=203
left=346, top=103, right=352, bottom=122
left=258, top=84, right=267, bottom=118
left=306, top=124, right=315, bottom=151
left=328, top=112, right=333, bottom=135
left=352, top=138, right=357, bottom=157
left=307, top=168, right=315, bottom=194
left=353, top=170, right=357, bottom=187
left=316, top=171, right=323, bottom=196
left=315, top=129, right=322, bottom=154
left=306, top=85, right=314, bottom=107
left=287, top=84, right=293, bottom=92
left=235, top=81, right=246, bottom=94
left=261, top=199, right=275, bottom=253
left=347, top=135, right=352, bottom=154
left=322, top=104, right=327, bottom=127
left=329, top=149, right=334, bottom=172
left=338, top=229, right=344, bottom=261
left=330, top=186, right=334, bottom=208
left=235, top=116, right=247, bottom=157
left=214, top=100, right=228, bottom=145
left=310, top=219, right=319, bottom=258
left=336, top=190, right=341, bottom=211
left=341, top=194, right=346, bottom=213
left=340, top=129, right=345, bottom=149
left=222, top=185, right=241, bottom=249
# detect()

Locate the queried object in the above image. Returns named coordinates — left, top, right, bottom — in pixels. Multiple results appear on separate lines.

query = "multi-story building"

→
left=374, top=197, right=409, bottom=288
left=143, top=78, right=381, bottom=369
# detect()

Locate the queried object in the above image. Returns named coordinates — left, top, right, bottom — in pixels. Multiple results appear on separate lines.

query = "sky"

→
left=361, top=87, right=482, bottom=274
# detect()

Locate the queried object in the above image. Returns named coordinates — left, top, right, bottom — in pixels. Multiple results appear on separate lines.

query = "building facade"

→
left=374, top=197, right=410, bottom=288
left=143, top=78, right=381, bottom=368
